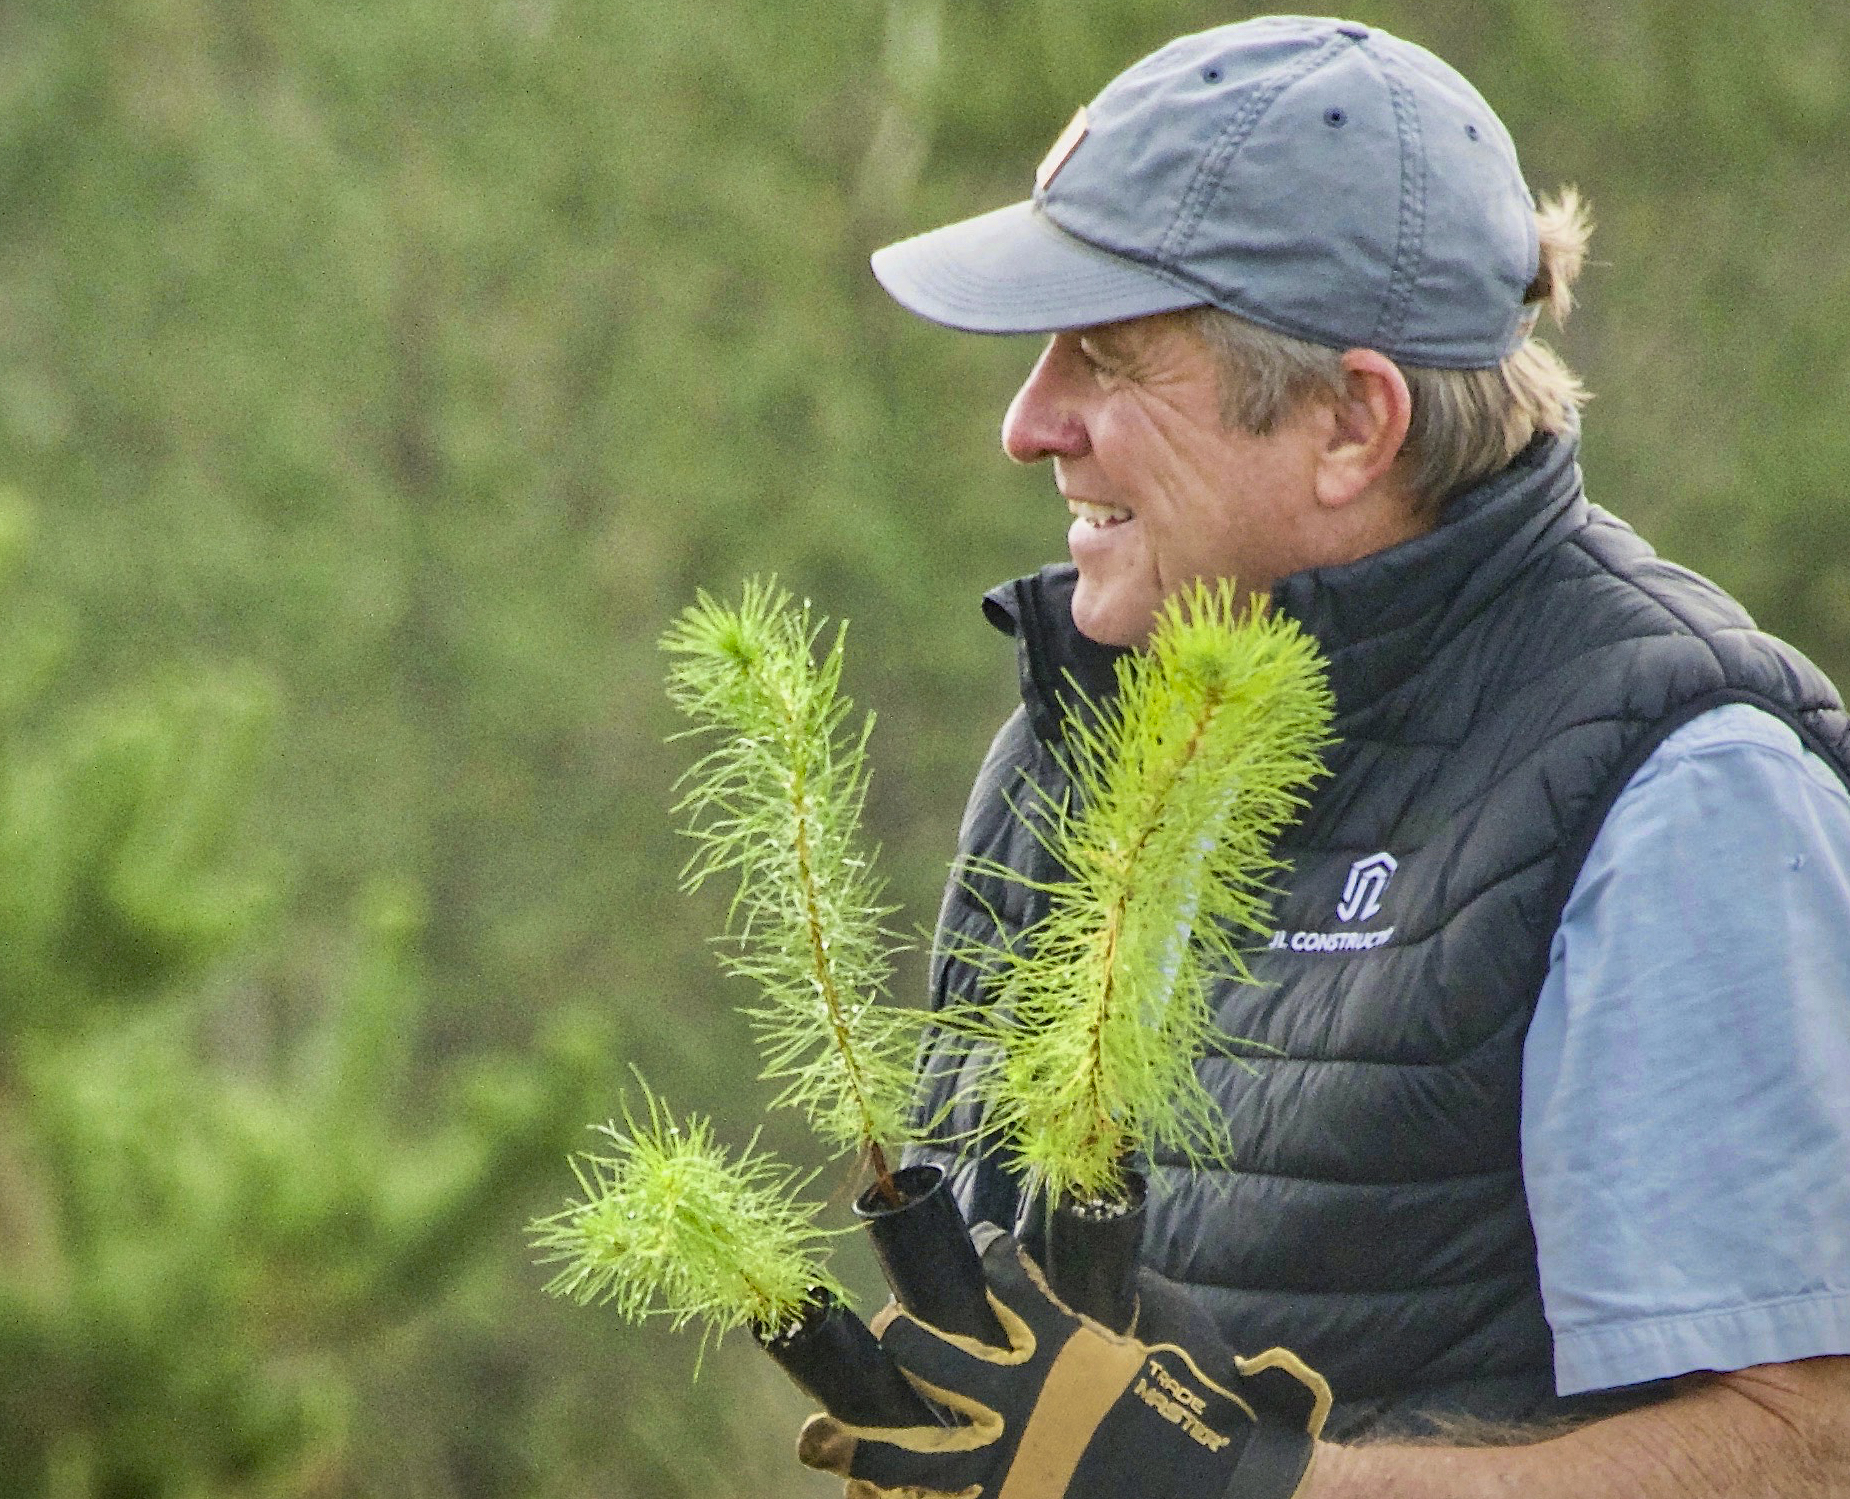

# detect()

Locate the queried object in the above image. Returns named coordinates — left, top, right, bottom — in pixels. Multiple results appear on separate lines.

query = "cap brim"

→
left=870, top=200, right=1206, bottom=334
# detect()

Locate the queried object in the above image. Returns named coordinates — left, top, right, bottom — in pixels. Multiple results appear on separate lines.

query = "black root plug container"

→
left=756, top=1292, right=939, bottom=1427
left=1015, top=1169, right=1148, bottom=1334
left=854, top=1163, right=1007, bottom=1345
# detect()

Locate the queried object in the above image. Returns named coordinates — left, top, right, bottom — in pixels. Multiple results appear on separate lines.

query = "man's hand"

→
left=797, top=1225, right=1330, bottom=1499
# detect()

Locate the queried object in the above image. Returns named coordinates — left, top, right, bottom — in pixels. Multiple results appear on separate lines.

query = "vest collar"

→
left=985, top=432, right=1589, bottom=739
left=982, top=565, right=1128, bottom=747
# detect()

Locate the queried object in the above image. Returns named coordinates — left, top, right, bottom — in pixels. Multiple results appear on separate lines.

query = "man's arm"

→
left=1305, top=1356, right=1850, bottom=1499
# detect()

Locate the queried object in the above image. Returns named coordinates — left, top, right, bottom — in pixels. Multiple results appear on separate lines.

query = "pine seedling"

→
left=661, top=579, right=917, bottom=1201
left=966, top=580, right=1334, bottom=1207
left=528, top=1076, right=844, bottom=1364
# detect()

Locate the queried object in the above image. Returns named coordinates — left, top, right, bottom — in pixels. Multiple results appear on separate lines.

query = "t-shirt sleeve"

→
left=1522, top=703, right=1850, bottom=1397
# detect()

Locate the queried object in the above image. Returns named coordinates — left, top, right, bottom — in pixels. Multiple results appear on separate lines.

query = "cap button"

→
left=1334, top=22, right=1369, bottom=39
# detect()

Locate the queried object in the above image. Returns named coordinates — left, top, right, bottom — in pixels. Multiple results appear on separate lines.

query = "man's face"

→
left=1001, top=311, right=1327, bottom=648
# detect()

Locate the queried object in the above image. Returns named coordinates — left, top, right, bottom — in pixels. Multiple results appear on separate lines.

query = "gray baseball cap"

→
left=870, top=17, right=1540, bottom=368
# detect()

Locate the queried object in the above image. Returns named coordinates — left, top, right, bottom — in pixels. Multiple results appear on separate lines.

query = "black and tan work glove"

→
left=797, top=1225, right=1330, bottom=1499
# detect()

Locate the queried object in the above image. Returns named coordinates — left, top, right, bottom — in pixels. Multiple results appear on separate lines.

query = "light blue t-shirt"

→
left=1523, top=703, right=1850, bottom=1396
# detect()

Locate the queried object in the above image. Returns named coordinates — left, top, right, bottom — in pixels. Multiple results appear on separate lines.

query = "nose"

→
left=1001, top=337, right=1090, bottom=464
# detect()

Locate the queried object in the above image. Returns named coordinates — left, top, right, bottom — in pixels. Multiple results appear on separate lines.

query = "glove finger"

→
left=1132, top=1265, right=1224, bottom=1351
left=799, top=1410, right=989, bottom=1497
left=846, top=1427, right=989, bottom=1498
left=968, top=1220, right=1009, bottom=1260
left=797, top=1378, right=1002, bottom=1458
left=980, top=1230, right=1104, bottom=1346
left=797, top=1413, right=856, bottom=1478
left=805, top=1382, right=997, bottom=1498
left=869, top=1297, right=904, bottom=1338
left=1234, top=1347, right=1334, bottom=1438
left=878, top=1300, right=1037, bottom=1411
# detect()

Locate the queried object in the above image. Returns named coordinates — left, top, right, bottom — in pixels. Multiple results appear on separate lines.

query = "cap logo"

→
left=1035, top=107, right=1089, bottom=191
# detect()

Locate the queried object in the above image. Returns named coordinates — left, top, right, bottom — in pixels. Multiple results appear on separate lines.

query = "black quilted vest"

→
left=907, top=433, right=1850, bottom=1440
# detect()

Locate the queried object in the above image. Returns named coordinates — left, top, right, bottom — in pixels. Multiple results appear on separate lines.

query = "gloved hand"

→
left=797, top=1224, right=1330, bottom=1499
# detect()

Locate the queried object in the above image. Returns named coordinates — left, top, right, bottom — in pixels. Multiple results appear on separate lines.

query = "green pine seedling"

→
left=964, top=580, right=1334, bottom=1207
left=661, top=579, right=917, bottom=1202
left=528, top=1075, right=844, bottom=1364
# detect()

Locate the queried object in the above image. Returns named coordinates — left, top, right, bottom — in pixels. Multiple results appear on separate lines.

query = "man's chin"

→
left=1068, top=582, right=1156, bottom=649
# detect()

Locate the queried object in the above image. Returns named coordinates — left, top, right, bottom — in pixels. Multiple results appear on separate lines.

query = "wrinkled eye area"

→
left=1076, top=337, right=1116, bottom=383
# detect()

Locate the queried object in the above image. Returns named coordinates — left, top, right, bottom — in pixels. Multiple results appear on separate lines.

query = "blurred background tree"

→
left=0, top=0, right=1843, bottom=1494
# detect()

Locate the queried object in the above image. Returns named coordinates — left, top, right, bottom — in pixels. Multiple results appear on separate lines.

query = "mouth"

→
left=1067, top=498, right=1133, bottom=528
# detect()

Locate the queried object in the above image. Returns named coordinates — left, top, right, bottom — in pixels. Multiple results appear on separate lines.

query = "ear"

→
left=1313, top=349, right=1412, bottom=509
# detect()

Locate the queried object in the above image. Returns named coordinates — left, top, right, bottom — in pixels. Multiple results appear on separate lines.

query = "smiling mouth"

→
left=1068, top=498, right=1133, bottom=528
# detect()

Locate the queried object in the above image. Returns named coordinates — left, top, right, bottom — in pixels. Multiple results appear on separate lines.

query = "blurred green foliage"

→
left=0, top=499, right=607, bottom=1495
left=0, top=0, right=1845, bottom=1495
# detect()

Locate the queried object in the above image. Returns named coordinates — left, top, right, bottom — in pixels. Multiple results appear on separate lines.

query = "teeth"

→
left=1068, top=499, right=1132, bottom=527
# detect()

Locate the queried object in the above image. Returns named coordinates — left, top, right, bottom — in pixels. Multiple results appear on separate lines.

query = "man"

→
left=800, top=17, right=1850, bottom=1498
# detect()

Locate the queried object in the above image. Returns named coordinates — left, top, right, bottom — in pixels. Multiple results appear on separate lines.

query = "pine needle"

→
left=527, top=1077, right=843, bottom=1366
left=660, top=579, right=917, bottom=1182
left=963, top=580, right=1333, bottom=1205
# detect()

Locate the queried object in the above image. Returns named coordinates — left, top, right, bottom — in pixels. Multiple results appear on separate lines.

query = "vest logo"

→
left=1337, top=852, right=1397, bottom=923
left=1265, top=851, right=1400, bottom=955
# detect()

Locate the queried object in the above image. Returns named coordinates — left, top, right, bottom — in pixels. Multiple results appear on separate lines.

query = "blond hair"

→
left=1185, top=188, right=1593, bottom=515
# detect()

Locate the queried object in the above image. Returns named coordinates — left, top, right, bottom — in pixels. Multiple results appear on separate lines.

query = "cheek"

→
left=1146, top=446, right=1248, bottom=550
left=1167, top=507, right=1245, bottom=589
left=1099, top=421, right=1206, bottom=522
left=1163, top=454, right=1302, bottom=588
